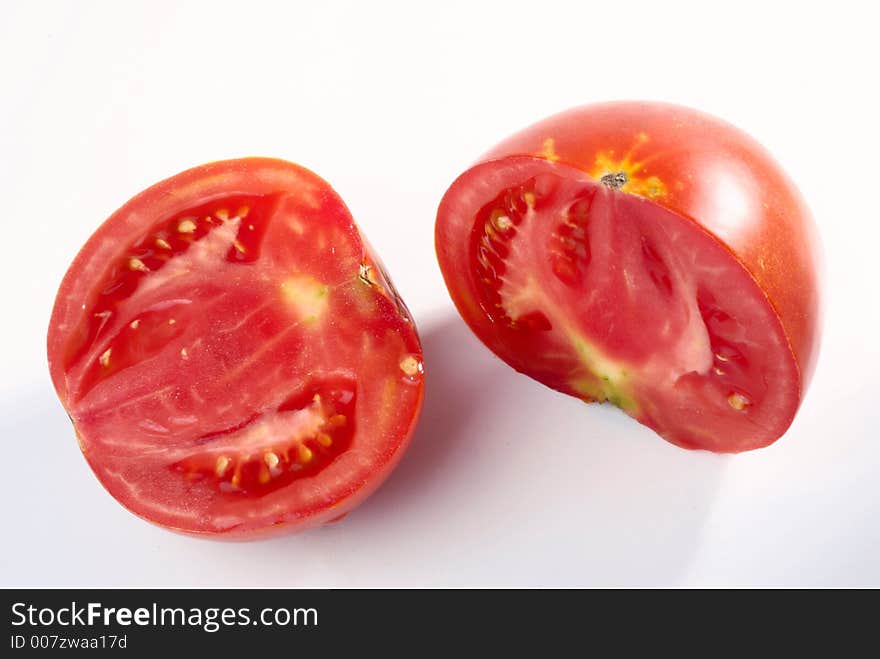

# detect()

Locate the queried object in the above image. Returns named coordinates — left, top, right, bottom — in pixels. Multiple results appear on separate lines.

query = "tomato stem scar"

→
left=600, top=171, right=628, bottom=190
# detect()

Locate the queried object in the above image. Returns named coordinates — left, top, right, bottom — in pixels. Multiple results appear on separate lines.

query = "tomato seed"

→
left=727, top=392, right=750, bottom=411
left=491, top=211, right=513, bottom=232
left=128, top=258, right=149, bottom=272
left=399, top=355, right=423, bottom=377
left=177, top=219, right=197, bottom=233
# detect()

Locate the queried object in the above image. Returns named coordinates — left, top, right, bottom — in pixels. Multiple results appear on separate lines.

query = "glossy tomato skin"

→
left=49, top=158, right=423, bottom=538
left=482, top=102, right=822, bottom=389
left=436, top=102, right=822, bottom=451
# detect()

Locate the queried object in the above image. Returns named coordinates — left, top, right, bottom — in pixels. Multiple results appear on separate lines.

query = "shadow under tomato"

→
left=351, top=314, right=500, bottom=517
left=277, top=312, right=729, bottom=586
left=5, top=313, right=727, bottom=587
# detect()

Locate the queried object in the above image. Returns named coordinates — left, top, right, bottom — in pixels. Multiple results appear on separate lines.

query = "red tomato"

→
left=436, top=102, right=822, bottom=452
left=48, top=158, right=424, bottom=537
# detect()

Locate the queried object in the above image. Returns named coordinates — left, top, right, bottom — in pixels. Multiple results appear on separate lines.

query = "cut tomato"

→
left=436, top=103, right=822, bottom=452
left=48, top=158, right=423, bottom=537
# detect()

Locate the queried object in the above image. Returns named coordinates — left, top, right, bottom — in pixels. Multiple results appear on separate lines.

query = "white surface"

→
left=1, top=0, right=878, bottom=587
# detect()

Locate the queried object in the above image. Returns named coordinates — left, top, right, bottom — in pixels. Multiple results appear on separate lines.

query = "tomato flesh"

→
left=438, top=156, right=799, bottom=451
left=49, top=159, right=423, bottom=537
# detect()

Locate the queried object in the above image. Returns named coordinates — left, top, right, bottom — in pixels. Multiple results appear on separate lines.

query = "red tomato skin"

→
left=480, top=102, right=822, bottom=394
left=49, top=158, right=424, bottom=538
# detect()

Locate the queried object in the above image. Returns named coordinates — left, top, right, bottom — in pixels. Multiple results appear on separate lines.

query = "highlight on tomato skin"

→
left=435, top=101, right=823, bottom=453
left=47, top=157, right=424, bottom=538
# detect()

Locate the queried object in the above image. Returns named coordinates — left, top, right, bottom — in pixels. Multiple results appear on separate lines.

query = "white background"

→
left=2, top=0, right=878, bottom=587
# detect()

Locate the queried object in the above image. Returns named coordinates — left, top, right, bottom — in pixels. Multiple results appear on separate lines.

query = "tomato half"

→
left=48, top=158, right=424, bottom=537
left=436, top=102, right=822, bottom=452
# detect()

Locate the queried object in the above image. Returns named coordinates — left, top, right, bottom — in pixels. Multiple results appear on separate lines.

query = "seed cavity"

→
left=173, top=381, right=358, bottom=492
left=472, top=182, right=540, bottom=328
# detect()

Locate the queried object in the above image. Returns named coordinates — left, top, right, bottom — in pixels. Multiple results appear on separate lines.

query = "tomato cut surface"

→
left=49, top=158, right=423, bottom=536
left=436, top=103, right=822, bottom=452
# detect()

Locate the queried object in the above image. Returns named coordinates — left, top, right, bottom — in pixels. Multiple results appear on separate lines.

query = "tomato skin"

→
left=482, top=102, right=822, bottom=390
left=49, top=158, right=424, bottom=538
left=436, top=102, right=823, bottom=451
